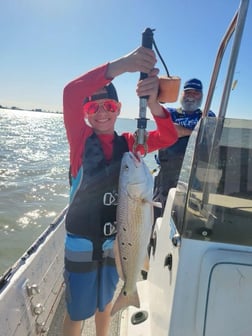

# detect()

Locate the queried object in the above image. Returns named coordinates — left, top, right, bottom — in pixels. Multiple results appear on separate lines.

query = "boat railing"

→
left=203, top=0, right=249, bottom=119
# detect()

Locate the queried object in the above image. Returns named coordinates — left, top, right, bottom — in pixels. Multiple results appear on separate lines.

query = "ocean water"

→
left=0, top=109, right=157, bottom=275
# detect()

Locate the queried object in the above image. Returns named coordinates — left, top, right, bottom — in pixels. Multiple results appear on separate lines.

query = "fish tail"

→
left=111, top=287, right=140, bottom=316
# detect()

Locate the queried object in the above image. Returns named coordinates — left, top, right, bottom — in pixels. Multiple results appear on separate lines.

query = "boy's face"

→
left=84, top=98, right=121, bottom=134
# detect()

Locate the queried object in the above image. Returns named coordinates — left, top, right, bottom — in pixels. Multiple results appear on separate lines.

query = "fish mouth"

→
left=129, top=151, right=142, bottom=165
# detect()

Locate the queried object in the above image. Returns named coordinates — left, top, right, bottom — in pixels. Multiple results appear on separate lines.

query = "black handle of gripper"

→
left=136, top=28, right=154, bottom=147
left=140, top=28, right=154, bottom=81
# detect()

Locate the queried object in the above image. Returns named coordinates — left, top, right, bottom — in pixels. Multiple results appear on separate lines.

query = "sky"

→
left=0, top=0, right=251, bottom=120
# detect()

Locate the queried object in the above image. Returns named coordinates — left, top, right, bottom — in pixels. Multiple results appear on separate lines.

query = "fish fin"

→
left=144, top=200, right=162, bottom=208
left=111, top=287, right=140, bottom=316
left=142, top=254, right=150, bottom=272
left=153, top=201, right=162, bottom=208
left=113, top=237, right=125, bottom=281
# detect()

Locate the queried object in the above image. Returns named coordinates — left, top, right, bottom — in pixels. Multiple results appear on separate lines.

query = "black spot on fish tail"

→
left=111, top=288, right=141, bottom=316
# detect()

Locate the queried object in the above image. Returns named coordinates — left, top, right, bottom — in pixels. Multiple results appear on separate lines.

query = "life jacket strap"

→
left=103, top=222, right=117, bottom=236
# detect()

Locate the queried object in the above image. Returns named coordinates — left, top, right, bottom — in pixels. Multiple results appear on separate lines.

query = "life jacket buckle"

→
left=103, top=222, right=117, bottom=236
left=103, top=192, right=118, bottom=206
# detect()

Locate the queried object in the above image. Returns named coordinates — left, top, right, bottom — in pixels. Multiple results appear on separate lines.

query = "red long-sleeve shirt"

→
left=63, top=63, right=178, bottom=177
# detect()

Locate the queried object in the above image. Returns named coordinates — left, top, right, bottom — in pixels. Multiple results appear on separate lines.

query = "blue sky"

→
left=0, top=0, right=251, bottom=119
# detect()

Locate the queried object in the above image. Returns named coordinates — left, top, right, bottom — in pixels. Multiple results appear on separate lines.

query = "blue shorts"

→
left=64, top=234, right=119, bottom=320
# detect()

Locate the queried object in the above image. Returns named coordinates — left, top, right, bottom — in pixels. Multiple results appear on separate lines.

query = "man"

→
left=62, top=46, right=178, bottom=336
left=153, top=78, right=215, bottom=217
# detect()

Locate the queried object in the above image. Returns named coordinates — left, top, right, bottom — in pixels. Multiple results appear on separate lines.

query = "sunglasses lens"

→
left=83, top=100, right=118, bottom=115
left=84, top=102, right=99, bottom=115
left=103, top=101, right=118, bottom=112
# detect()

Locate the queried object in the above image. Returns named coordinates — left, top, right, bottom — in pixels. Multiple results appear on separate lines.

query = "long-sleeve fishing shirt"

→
left=63, top=63, right=178, bottom=178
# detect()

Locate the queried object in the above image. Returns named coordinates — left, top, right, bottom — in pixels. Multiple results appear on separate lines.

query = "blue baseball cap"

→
left=183, top=78, right=203, bottom=92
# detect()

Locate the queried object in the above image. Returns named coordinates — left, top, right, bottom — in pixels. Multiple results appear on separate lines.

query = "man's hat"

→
left=83, top=83, right=119, bottom=104
left=183, top=78, right=203, bottom=92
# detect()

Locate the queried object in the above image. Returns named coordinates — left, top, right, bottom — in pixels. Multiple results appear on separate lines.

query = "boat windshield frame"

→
left=172, top=117, right=252, bottom=246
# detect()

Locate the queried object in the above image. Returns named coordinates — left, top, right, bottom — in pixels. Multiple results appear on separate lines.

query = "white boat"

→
left=0, top=1, right=251, bottom=335
left=0, top=208, right=67, bottom=335
left=0, top=202, right=122, bottom=336
left=120, top=0, right=252, bottom=335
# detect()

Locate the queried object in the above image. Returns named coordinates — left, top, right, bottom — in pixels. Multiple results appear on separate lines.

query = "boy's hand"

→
left=123, top=47, right=157, bottom=74
left=106, top=47, right=157, bottom=78
left=136, top=68, right=159, bottom=102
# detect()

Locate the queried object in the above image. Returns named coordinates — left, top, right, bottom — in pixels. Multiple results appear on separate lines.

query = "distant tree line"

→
left=0, top=104, right=62, bottom=114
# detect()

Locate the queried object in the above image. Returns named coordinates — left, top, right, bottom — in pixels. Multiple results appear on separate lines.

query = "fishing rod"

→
left=133, top=28, right=181, bottom=155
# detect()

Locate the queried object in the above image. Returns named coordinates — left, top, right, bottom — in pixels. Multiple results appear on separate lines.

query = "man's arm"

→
left=174, top=124, right=193, bottom=137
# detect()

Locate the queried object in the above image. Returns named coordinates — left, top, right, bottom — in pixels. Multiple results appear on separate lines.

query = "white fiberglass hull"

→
left=120, top=189, right=252, bottom=336
left=0, top=209, right=66, bottom=336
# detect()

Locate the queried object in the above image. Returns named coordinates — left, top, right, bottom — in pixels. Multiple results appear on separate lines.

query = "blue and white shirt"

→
left=168, top=107, right=215, bottom=130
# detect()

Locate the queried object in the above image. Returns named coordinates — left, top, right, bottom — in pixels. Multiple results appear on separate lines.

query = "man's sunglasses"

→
left=83, top=100, right=119, bottom=115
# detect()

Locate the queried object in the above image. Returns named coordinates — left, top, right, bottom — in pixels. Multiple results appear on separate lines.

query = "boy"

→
left=63, top=46, right=178, bottom=336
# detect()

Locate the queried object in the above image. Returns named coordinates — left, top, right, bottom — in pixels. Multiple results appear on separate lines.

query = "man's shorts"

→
left=64, top=234, right=119, bottom=321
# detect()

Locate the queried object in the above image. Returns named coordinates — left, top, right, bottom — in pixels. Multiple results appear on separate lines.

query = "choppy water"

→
left=0, top=109, right=157, bottom=275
